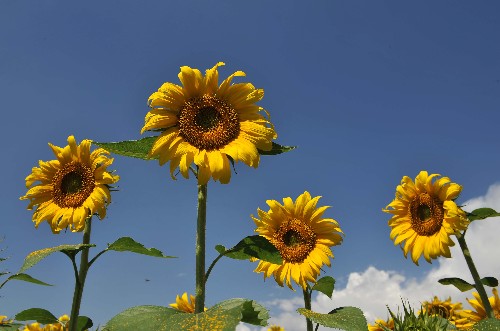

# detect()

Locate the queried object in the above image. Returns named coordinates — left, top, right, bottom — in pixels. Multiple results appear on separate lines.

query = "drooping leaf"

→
left=102, top=305, right=179, bottom=331
left=311, top=276, right=335, bottom=298
left=76, top=316, right=93, bottom=331
left=471, top=318, right=500, bottom=330
left=94, top=137, right=157, bottom=160
left=19, top=244, right=95, bottom=273
left=14, top=308, right=58, bottom=324
left=467, top=208, right=500, bottom=222
left=106, top=237, right=175, bottom=258
left=258, top=142, right=296, bottom=155
left=218, top=236, right=282, bottom=264
left=5, top=273, right=52, bottom=286
left=438, top=277, right=475, bottom=292
left=297, top=306, right=367, bottom=331
left=480, top=277, right=499, bottom=288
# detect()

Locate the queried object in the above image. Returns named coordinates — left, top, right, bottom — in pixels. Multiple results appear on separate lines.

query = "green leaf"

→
left=438, top=277, right=475, bottom=292
left=0, top=323, right=24, bottom=330
left=76, top=316, right=93, bottom=331
left=215, top=244, right=226, bottom=255
left=14, top=308, right=58, bottom=324
left=219, top=235, right=282, bottom=264
left=94, top=137, right=157, bottom=160
left=258, top=142, right=296, bottom=155
left=19, top=244, right=95, bottom=273
left=480, top=277, right=499, bottom=287
left=167, top=299, right=269, bottom=330
left=102, top=305, right=179, bottom=331
left=467, top=208, right=500, bottom=222
left=297, top=306, right=368, bottom=331
left=106, top=237, right=175, bottom=258
left=5, top=273, right=52, bottom=286
left=471, top=318, right=500, bottom=331
left=311, top=276, right=335, bottom=298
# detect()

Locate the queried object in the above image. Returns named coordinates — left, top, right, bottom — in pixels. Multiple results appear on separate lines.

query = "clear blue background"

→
left=1, top=0, right=499, bottom=328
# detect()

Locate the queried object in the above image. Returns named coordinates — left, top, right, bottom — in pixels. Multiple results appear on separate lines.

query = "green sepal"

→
left=76, top=316, right=93, bottom=331
left=467, top=208, right=500, bottom=222
left=471, top=318, right=500, bottom=330
left=14, top=308, right=58, bottom=324
left=4, top=273, right=52, bottom=287
left=311, top=276, right=335, bottom=298
left=216, top=235, right=282, bottom=264
left=106, top=237, right=175, bottom=258
left=94, top=137, right=157, bottom=160
left=438, top=277, right=475, bottom=292
left=258, top=142, right=295, bottom=155
left=19, top=244, right=95, bottom=273
left=297, top=306, right=367, bottom=331
left=102, top=306, right=178, bottom=331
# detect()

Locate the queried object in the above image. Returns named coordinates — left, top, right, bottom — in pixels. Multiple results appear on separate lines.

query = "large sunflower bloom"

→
left=383, top=171, right=469, bottom=264
left=20, top=136, right=119, bottom=233
left=141, top=62, right=277, bottom=184
left=460, top=288, right=500, bottom=322
left=368, top=317, right=394, bottom=331
left=421, top=296, right=474, bottom=330
left=169, top=292, right=206, bottom=313
left=252, top=191, right=343, bottom=290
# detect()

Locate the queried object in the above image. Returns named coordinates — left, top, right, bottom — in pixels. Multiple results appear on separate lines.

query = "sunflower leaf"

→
left=19, top=244, right=95, bottom=273
left=94, top=137, right=157, bottom=160
left=311, top=276, right=335, bottom=298
left=14, top=308, right=58, bottom=324
left=438, top=277, right=475, bottom=292
left=4, top=273, right=52, bottom=287
left=480, top=277, right=499, bottom=288
left=220, top=235, right=282, bottom=264
left=106, top=237, right=176, bottom=258
left=102, top=305, right=179, bottom=331
left=467, top=208, right=500, bottom=222
left=297, top=306, right=367, bottom=331
left=471, top=318, right=500, bottom=330
left=76, top=316, right=93, bottom=331
left=258, top=142, right=296, bottom=155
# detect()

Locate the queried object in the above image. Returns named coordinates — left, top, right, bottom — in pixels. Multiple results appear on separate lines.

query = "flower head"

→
left=421, top=296, right=474, bottom=330
left=383, top=171, right=468, bottom=264
left=142, top=62, right=277, bottom=184
left=461, top=288, right=500, bottom=322
left=169, top=292, right=205, bottom=313
left=20, top=135, right=119, bottom=233
left=0, top=315, right=12, bottom=325
left=368, top=317, right=394, bottom=331
left=267, top=326, right=285, bottom=331
left=252, top=191, right=343, bottom=290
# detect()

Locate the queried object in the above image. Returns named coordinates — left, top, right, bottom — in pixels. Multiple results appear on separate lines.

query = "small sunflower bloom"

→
left=252, top=191, right=343, bottom=290
left=383, top=171, right=469, bottom=264
left=20, top=135, right=119, bottom=233
left=169, top=292, right=206, bottom=313
left=421, top=296, right=473, bottom=329
left=142, top=62, right=277, bottom=184
left=267, top=326, right=285, bottom=331
left=0, top=315, right=12, bottom=325
left=461, top=288, right=500, bottom=322
left=368, top=317, right=394, bottom=331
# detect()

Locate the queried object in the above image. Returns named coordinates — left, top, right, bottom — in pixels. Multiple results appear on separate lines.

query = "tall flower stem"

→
left=456, top=232, right=494, bottom=319
left=302, top=288, right=314, bottom=331
left=69, top=218, right=92, bottom=331
left=195, top=184, right=207, bottom=313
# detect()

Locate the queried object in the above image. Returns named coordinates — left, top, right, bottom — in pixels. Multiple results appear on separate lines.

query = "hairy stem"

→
left=195, top=184, right=207, bottom=313
left=303, top=288, right=314, bottom=331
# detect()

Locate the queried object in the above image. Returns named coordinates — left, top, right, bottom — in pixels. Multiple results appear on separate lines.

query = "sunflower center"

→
left=271, top=218, right=317, bottom=263
left=52, top=161, right=95, bottom=208
left=178, top=95, right=240, bottom=151
left=428, top=305, right=450, bottom=319
left=409, top=193, right=444, bottom=236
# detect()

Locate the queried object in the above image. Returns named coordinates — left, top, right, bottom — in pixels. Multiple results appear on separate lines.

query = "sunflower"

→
left=169, top=292, right=206, bottom=313
left=141, top=62, right=277, bottom=184
left=368, top=317, right=394, bottom=331
left=383, top=171, right=469, bottom=264
left=252, top=191, right=343, bottom=290
left=22, top=315, right=71, bottom=331
left=0, top=315, right=12, bottom=325
left=267, top=326, right=285, bottom=331
left=461, top=288, right=500, bottom=323
left=20, top=135, right=119, bottom=233
left=421, top=296, right=474, bottom=330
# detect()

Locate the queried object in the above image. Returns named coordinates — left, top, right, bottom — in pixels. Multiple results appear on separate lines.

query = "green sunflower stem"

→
left=69, top=218, right=92, bottom=331
left=456, top=232, right=494, bottom=319
left=195, top=184, right=207, bottom=314
left=303, top=288, right=314, bottom=331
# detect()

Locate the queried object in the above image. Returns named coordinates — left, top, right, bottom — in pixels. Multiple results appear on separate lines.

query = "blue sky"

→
left=1, top=1, right=500, bottom=330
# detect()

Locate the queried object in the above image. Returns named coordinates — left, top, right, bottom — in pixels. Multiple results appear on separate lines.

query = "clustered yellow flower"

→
left=142, top=62, right=277, bottom=184
left=22, top=315, right=70, bottom=331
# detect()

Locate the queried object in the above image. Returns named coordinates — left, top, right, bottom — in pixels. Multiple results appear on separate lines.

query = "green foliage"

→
left=103, top=299, right=269, bottom=331
left=311, top=276, right=335, bottom=298
left=94, top=137, right=157, bottom=160
left=15, top=308, right=59, bottom=324
left=438, top=277, right=499, bottom=292
left=19, top=244, right=95, bottom=273
left=76, top=316, right=93, bottom=331
left=0, top=323, right=24, bottom=330
left=216, top=235, right=282, bottom=264
left=297, top=306, right=368, bottom=331
left=386, top=300, right=457, bottom=331
left=257, top=142, right=296, bottom=155
left=2, top=273, right=52, bottom=287
left=467, top=208, right=500, bottom=222
left=471, top=318, right=500, bottom=331
left=106, top=237, right=175, bottom=258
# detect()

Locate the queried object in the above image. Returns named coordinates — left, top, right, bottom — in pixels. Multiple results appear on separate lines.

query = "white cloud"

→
left=238, top=183, right=500, bottom=331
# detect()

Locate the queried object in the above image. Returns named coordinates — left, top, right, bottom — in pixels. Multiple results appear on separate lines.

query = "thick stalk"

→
left=303, top=288, right=314, bottom=331
left=69, top=218, right=92, bottom=331
left=457, top=233, right=494, bottom=319
left=195, top=184, right=207, bottom=313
